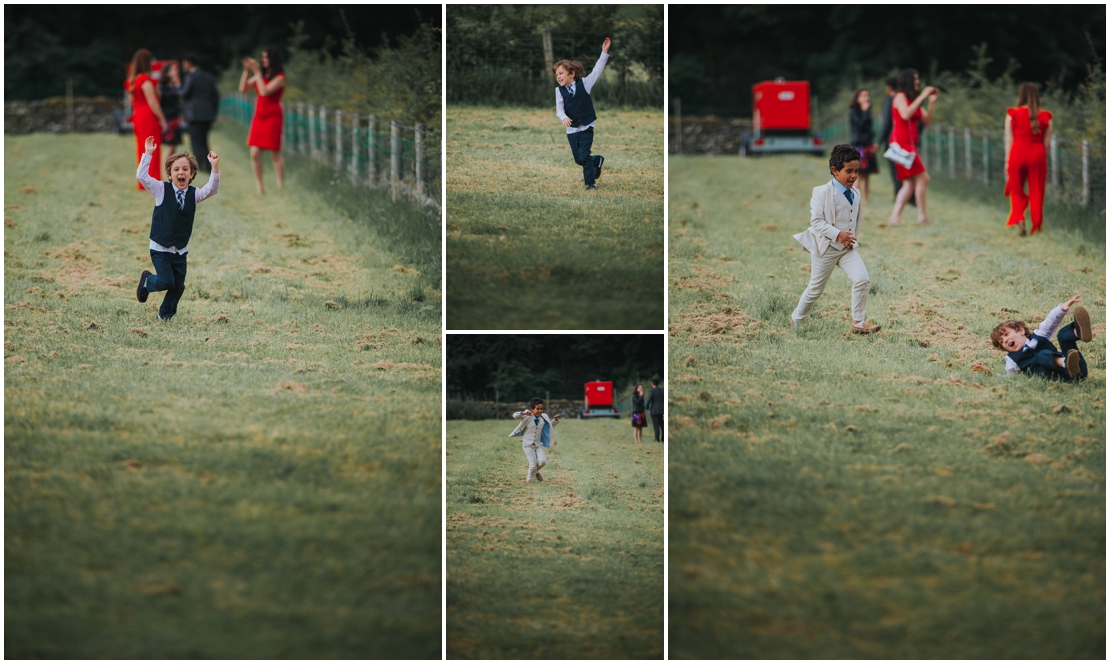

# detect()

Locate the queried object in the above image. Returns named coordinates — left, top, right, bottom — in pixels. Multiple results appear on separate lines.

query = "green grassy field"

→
left=5, top=127, right=441, bottom=658
left=446, top=419, right=663, bottom=658
left=668, top=155, right=1106, bottom=658
left=446, top=107, right=664, bottom=329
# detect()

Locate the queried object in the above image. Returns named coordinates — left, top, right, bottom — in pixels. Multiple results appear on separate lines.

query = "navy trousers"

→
left=567, top=128, right=602, bottom=186
left=1024, top=322, right=1088, bottom=381
left=147, top=250, right=188, bottom=319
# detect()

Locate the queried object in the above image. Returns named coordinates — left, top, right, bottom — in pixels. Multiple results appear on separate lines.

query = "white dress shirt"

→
left=137, top=153, right=220, bottom=254
left=555, top=52, right=609, bottom=135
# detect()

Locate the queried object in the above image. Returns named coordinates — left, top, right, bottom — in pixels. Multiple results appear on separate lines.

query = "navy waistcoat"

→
left=558, top=80, right=597, bottom=128
left=150, top=184, right=197, bottom=249
left=1007, top=334, right=1059, bottom=371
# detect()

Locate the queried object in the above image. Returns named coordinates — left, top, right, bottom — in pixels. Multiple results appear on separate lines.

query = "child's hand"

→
left=144, top=136, right=157, bottom=155
left=602, top=37, right=611, bottom=54
left=1061, top=294, right=1081, bottom=312
left=553, top=414, right=561, bottom=421
left=522, top=409, right=533, bottom=417
left=562, top=118, right=573, bottom=128
left=836, top=231, right=857, bottom=248
left=207, top=151, right=219, bottom=172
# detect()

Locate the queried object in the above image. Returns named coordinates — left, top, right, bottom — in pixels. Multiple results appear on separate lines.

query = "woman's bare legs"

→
left=859, top=174, right=870, bottom=205
left=889, top=177, right=914, bottom=224
left=634, top=427, right=642, bottom=443
left=914, top=171, right=931, bottom=223
left=271, top=151, right=285, bottom=189
left=250, top=146, right=264, bottom=194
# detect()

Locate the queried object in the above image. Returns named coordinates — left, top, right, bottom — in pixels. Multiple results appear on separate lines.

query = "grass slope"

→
left=668, top=155, right=1106, bottom=659
left=5, top=127, right=441, bottom=658
left=446, top=107, right=664, bottom=329
left=446, top=419, right=663, bottom=658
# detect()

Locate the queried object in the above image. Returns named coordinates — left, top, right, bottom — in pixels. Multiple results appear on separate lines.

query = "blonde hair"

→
left=164, top=152, right=199, bottom=183
left=1017, top=82, right=1043, bottom=134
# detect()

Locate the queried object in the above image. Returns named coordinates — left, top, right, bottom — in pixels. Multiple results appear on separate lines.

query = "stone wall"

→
left=5, top=97, right=121, bottom=134
left=669, top=116, right=752, bottom=155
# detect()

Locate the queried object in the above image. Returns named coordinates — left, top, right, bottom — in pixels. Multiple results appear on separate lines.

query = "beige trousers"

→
left=792, top=246, right=871, bottom=323
left=523, top=442, right=547, bottom=482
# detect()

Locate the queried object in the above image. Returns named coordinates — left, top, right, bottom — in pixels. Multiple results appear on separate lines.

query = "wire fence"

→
left=448, top=30, right=663, bottom=107
left=819, top=119, right=1105, bottom=212
left=220, top=93, right=441, bottom=218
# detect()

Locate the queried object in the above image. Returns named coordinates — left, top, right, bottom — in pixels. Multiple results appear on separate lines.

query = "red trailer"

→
left=741, top=79, right=825, bottom=156
left=577, top=381, right=621, bottom=419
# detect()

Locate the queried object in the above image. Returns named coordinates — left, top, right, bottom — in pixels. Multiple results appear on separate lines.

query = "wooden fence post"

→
left=308, top=105, right=317, bottom=159
left=66, top=78, right=74, bottom=132
left=415, top=123, right=425, bottom=197
left=319, top=106, right=329, bottom=164
left=350, top=112, right=360, bottom=185
left=964, top=128, right=972, bottom=180
left=983, top=132, right=990, bottom=186
left=391, top=120, right=401, bottom=201
left=1081, top=140, right=1089, bottom=207
left=1050, top=134, right=1059, bottom=195
left=948, top=127, right=956, bottom=179
left=335, top=110, right=344, bottom=170
left=367, top=115, right=377, bottom=186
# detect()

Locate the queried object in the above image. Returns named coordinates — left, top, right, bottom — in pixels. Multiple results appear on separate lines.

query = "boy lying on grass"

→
left=974, top=294, right=1093, bottom=381
left=135, top=136, right=220, bottom=320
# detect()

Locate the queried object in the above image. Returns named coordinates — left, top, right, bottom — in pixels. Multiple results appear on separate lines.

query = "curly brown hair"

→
left=164, top=152, right=199, bottom=183
left=552, top=59, right=584, bottom=81
left=990, top=319, right=1032, bottom=350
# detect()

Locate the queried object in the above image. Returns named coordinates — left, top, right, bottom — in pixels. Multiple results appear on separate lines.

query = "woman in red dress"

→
left=1004, top=83, right=1053, bottom=236
left=239, top=47, right=286, bottom=194
left=887, top=69, right=939, bottom=225
left=127, top=49, right=168, bottom=190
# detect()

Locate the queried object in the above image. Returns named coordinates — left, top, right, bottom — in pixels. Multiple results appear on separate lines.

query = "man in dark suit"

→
left=645, top=378, right=664, bottom=443
left=179, top=53, right=220, bottom=172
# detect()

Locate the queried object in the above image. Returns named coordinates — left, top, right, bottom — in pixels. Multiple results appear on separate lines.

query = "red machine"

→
left=577, top=381, right=620, bottom=419
left=741, top=79, right=825, bottom=156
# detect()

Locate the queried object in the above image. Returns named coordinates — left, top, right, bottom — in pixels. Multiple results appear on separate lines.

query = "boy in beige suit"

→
left=791, top=144, right=881, bottom=334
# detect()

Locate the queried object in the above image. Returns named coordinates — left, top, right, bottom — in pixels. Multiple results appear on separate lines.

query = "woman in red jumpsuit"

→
left=1004, top=83, right=1053, bottom=236
left=888, top=69, right=939, bottom=225
left=127, top=49, right=168, bottom=190
left=239, top=47, right=286, bottom=195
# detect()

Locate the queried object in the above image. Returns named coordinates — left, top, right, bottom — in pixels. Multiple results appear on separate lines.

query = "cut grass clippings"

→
left=446, top=106, right=664, bottom=329
left=5, top=127, right=441, bottom=658
left=447, top=419, right=663, bottom=658
left=667, top=154, right=1106, bottom=659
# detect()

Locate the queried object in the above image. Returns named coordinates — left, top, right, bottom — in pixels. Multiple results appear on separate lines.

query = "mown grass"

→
left=446, top=107, right=664, bottom=329
left=667, top=155, right=1106, bottom=659
left=446, top=419, right=663, bottom=658
left=4, top=126, right=441, bottom=658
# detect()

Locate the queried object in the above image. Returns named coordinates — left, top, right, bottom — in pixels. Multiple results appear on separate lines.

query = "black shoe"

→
left=586, top=184, right=598, bottom=190
left=596, top=155, right=604, bottom=179
left=1073, top=306, right=1092, bottom=343
left=137, top=270, right=151, bottom=303
left=1065, top=349, right=1081, bottom=378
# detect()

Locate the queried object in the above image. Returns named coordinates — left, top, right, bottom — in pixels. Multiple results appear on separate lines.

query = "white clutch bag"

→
left=884, top=142, right=916, bottom=168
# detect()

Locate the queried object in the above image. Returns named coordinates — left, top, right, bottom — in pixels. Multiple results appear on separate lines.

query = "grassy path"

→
left=446, top=419, right=663, bottom=658
left=667, top=155, right=1105, bottom=658
left=4, top=127, right=441, bottom=658
left=446, top=107, right=664, bottom=329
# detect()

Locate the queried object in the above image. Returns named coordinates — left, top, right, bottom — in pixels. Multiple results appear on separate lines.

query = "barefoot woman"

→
left=239, top=47, right=286, bottom=194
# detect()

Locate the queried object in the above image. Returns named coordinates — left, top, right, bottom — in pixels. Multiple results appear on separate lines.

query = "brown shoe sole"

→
left=1066, top=350, right=1081, bottom=378
left=1073, top=306, right=1093, bottom=342
left=851, top=324, right=881, bottom=334
left=535, top=473, right=543, bottom=481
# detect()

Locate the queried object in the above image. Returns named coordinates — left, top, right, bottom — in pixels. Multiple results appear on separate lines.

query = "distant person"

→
left=645, top=378, right=664, bottom=443
left=974, top=294, right=1092, bottom=381
left=630, top=384, right=647, bottom=443
left=1004, top=82, right=1053, bottom=236
left=180, top=53, right=220, bottom=173
left=791, top=145, right=880, bottom=334
left=878, top=76, right=919, bottom=206
left=159, top=61, right=184, bottom=153
left=134, top=136, right=221, bottom=321
left=554, top=37, right=610, bottom=191
left=126, top=49, right=169, bottom=190
left=848, top=88, right=878, bottom=205
left=509, top=398, right=561, bottom=483
left=887, top=68, right=938, bottom=225
left=239, top=47, right=286, bottom=194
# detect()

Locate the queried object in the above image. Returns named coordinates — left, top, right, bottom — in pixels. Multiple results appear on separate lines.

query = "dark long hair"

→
left=1017, top=82, right=1043, bottom=133
left=128, top=49, right=153, bottom=88
left=261, top=47, right=284, bottom=79
left=895, top=69, right=919, bottom=98
left=849, top=88, right=869, bottom=110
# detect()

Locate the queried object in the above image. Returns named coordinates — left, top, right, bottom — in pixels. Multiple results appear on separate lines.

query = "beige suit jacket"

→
left=793, top=180, right=862, bottom=256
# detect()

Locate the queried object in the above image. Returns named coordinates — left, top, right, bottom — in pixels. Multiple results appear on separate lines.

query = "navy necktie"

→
left=533, top=417, right=540, bottom=425
left=176, top=188, right=185, bottom=210
left=567, top=83, right=575, bottom=96
left=844, top=189, right=854, bottom=205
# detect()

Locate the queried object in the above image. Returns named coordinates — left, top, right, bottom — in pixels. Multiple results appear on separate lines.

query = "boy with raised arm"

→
left=554, top=37, right=611, bottom=191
